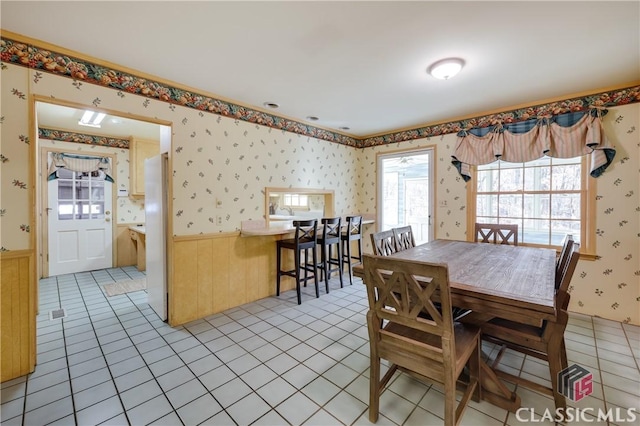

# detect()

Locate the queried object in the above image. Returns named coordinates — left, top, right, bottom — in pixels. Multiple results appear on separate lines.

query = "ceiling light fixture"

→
left=339, top=126, right=350, bottom=131
left=78, top=110, right=106, bottom=128
left=427, top=58, right=465, bottom=80
left=306, top=116, right=319, bottom=121
left=263, top=102, right=279, bottom=109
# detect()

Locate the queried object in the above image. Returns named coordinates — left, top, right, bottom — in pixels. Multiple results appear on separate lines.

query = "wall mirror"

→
left=265, top=187, right=335, bottom=225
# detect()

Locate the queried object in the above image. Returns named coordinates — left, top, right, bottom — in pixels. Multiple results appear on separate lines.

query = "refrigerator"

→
left=145, top=153, right=168, bottom=321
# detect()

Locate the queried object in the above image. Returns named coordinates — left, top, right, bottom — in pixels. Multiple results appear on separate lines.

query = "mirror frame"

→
left=265, top=187, right=335, bottom=226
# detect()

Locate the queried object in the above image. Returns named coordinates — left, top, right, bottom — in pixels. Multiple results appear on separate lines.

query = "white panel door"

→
left=48, top=163, right=113, bottom=276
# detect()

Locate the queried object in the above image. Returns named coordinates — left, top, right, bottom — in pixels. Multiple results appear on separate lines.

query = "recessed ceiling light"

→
left=306, top=116, right=319, bottom=121
left=427, top=58, right=465, bottom=80
left=78, top=111, right=106, bottom=128
left=263, top=102, right=279, bottom=109
left=339, top=126, right=350, bottom=131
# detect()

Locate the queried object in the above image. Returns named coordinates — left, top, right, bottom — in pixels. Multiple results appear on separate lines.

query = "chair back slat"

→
left=344, top=215, right=363, bottom=237
left=370, top=230, right=399, bottom=256
left=475, top=223, right=519, bottom=246
left=393, top=226, right=416, bottom=251
left=363, top=254, right=453, bottom=338
left=555, top=242, right=580, bottom=310
left=293, top=219, right=317, bottom=246
left=321, top=217, right=341, bottom=241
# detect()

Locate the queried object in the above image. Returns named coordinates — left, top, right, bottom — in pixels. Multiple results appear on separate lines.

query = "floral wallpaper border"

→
left=38, top=128, right=129, bottom=149
left=0, top=37, right=359, bottom=147
left=1, top=35, right=639, bottom=149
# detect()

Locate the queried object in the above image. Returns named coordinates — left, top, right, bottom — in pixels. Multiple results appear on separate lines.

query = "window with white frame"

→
left=471, top=155, right=594, bottom=252
left=282, top=193, right=308, bottom=208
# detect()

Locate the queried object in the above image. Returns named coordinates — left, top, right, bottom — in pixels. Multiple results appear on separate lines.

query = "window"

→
left=469, top=155, right=595, bottom=254
left=56, top=169, right=106, bottom=220
left=282, top=193, right=308, bottom=208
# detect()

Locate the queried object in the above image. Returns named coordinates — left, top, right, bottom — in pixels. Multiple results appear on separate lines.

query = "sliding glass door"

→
left=377, top=149, right=434, bottom=245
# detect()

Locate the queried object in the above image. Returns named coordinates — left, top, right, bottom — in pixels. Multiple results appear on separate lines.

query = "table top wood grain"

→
left=377, top=239, right=558, bottom=324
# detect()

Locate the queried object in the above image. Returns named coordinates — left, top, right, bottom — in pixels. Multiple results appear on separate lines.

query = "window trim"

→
left=466, top=155, right=596, bottom=259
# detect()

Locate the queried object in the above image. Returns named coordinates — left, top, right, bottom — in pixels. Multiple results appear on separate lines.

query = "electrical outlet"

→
left=216, top=216, right=222, bottom=225
left=439, top=200, right=448, bottom=208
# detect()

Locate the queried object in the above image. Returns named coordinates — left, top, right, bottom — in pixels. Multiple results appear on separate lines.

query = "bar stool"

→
left=276, top=219, right=319, bottom=305
left=341, top=215, right=363, bottom=286
left=316, top=217, right=343, bottom=292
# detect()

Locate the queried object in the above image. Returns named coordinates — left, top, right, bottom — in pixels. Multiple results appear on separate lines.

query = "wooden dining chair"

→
left=555, top=234, right=574, bottom=289
left=481, top=242, right=580, bottom=413
left=393, top=225, right=416, bottom=251
left=475, top=223, right=519, bottom=246
left=370, top=229, right=399, bottom=256
left=363, top=254, right=481, bottom=426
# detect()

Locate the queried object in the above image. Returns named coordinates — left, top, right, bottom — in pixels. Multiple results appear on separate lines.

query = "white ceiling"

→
left=3, top=1, right=639, bottom=139
left=36, top=102, right=162, bottom=140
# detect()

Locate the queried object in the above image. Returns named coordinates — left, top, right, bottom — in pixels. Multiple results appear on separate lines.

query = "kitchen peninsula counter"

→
left=240, top=216, right=374, bottom=237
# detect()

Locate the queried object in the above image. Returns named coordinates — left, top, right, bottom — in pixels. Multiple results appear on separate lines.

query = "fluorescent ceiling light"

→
left=428, top=58, right=465, bottom=80
left=79, top=111, right=106, bottom=128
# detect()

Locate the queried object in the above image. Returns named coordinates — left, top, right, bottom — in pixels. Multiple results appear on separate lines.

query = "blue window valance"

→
left=48, top=152, right=114, bottom=182
left=451, top=109, right=615, bottom=182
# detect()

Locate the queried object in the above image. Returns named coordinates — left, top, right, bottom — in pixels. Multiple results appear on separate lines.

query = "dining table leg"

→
left=478, top=362, right=522, bottom=412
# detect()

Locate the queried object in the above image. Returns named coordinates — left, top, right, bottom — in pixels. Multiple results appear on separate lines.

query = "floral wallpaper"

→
left=1, top=34, right=638, bottom=324
left=358, top=105, right=640, bottom=325
left=0, top=37, right=358, bottom=147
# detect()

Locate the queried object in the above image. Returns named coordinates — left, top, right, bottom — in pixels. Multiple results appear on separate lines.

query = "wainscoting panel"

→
left=116, top=224, right=137, bottom=268
left=170, top=233, right=294, bottom=326
left=1, top=250, right=36, bottom=382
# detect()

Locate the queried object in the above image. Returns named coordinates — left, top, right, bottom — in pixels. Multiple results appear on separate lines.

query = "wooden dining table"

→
left=353, top=239, right=558, bottom=412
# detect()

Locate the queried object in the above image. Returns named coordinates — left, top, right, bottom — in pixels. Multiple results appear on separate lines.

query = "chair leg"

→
left=560, top=338, right=568, bottom=370
left=470, top=338, right=482, bottom=402
left=312, top=247, right=319, bottom=298
left=276, top=245, right=282, bottom=296
left=369, top=355, right=380, bottom=423
left=344, top=239, right=353, bottom=286
left=294, top=248, right=302, bottom=305
left=335, top=242, right=344, bottom=288
left=302, top=248, right=309, bottom=288
left=548, top=344, right=567, bottom=414
left=322, top=244, right=330, bottom=294
left=443, top=369, right=456, bottom=426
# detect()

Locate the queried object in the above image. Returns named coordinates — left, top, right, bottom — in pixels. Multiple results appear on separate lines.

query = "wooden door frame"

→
left=40, top=147, right=117, bottom=278
left=375, top=145, right=437, bottom=238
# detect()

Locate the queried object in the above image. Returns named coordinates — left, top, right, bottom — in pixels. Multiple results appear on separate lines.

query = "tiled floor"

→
left=1, top=267, right=639, bottom=426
